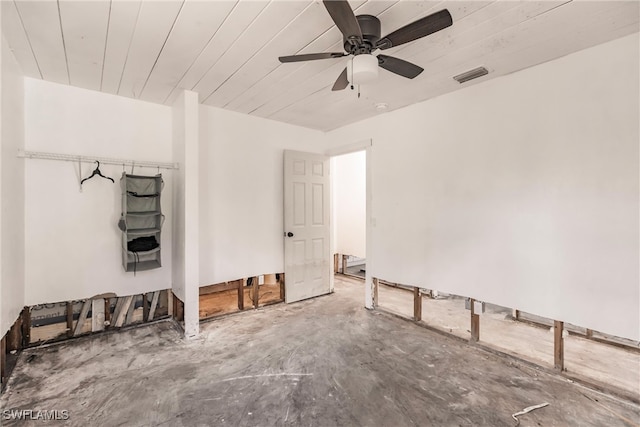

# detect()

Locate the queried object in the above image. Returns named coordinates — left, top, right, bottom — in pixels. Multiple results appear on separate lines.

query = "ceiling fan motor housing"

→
left=344, top=15, right=381, bottom=54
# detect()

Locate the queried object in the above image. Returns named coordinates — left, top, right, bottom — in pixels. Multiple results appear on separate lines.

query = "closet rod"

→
left=17, top=150, right=179, bottom=170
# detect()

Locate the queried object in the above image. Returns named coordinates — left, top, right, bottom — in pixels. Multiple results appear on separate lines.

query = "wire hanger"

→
left=81, top=161, right=114, bottom=185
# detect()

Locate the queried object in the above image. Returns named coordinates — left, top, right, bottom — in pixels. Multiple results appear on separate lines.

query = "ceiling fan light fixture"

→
left=347, top=54, right=378, bottom=84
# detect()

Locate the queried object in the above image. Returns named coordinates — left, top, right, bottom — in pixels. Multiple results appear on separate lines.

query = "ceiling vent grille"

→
left=453, top=66, right=488, bottom=84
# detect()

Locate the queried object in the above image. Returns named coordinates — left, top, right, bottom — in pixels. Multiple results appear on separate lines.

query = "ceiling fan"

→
left=278, top=0, right=453, bottom=91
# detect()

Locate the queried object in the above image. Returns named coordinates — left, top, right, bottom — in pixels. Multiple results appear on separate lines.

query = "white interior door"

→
left=284, top=150, right=331, bottom=303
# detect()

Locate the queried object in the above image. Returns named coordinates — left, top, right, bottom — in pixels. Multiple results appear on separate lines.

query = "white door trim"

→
left=325, top=138, right=372, bottom=157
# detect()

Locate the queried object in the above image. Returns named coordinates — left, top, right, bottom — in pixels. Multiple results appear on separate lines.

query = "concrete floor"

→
left=1, top=276, right=639, bottom=426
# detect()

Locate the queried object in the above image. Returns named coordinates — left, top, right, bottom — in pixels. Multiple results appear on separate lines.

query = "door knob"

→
left=287, top=232, right=294, bottom=237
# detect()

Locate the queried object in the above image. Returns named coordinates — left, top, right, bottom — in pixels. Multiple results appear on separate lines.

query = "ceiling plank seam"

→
left=100, top=0, right=113, bottom=92
left=11, top=0, right=43, bottom=79
left=56, top=0, right=71, bottom=85
left=201, top=1, right=317, bottom=104
left=188, top=0, right=273, bottom=92
left=139, top=0, right=186, bottom=99
left=116, top=1, right=143, bottom=95
left=162, top=0, right=240, bottom=105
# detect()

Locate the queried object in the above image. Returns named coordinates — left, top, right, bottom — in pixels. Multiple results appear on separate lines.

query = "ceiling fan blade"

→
left=377, top=55, right=423, bottom=79
left=376, top=9, right=452, bottom=50
left=332, top=68, right=349, bottom=91
left=323, top=0, right=362, bottom=45
left=279, top=52, right=346, bottom=63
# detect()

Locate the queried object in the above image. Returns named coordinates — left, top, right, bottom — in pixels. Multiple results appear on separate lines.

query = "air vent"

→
left=453, top=66, right=488, bottom=84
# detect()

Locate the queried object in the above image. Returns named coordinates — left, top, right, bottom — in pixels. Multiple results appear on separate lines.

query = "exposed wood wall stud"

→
left=149, top=291, right=160, bottom=321
left=74, top=301, right=91, bottom=336
left=373, top=278, right=379, bottom=308
left=114, top=296, right=133, bottom=327
left=237, top=280, right=245, bottom=310
left=252, top=276, right=259, bottom=308
left=279, top=273, right=286, bottom=301
left=334, top=254, right=339, bottom=273
left=470, top=298, right=480, bottom=342
left=413, top=287, right=422, bottom=321
left=554, top=320, right=565, bottom=371
left=167, top=290, right=174, bottom=317
left=342, top=255, right=348, bottom=274
left=173, top=296, right=184, bottom=322
left=20, top=307, right=31, bottom=347
left=586, top=328, right=593, bottom=339
left=91, top=299, right=105, bottom=332
left=143, top=293, right=150, bottom=323
left=7, top=317, right=22, bottom=352
left=112, top=298, right=124, bottom=325
left=173, top=296, right=178, bottom=321
left=66, top=302, right=73, bottom=338
left=178, top=298, right=184, bottom=322
left=513, top=309, right=520, bottom=320
left=104, top=299, right=111, bottom=327
left=125, top=296, right=137, bottom=325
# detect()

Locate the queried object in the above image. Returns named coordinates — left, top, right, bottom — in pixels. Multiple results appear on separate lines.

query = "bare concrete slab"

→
left=1, top=277, right=638, bottom=426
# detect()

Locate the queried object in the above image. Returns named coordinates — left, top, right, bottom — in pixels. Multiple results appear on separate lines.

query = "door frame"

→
left=326, top=138, right=374, bottom=309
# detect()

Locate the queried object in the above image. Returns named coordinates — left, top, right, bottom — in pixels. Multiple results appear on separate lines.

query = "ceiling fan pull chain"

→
left=350, top=58, right=354, bottom=91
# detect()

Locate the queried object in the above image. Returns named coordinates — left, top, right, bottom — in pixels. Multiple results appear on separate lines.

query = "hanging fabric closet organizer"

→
left=119, top=173, right=164, bottom=273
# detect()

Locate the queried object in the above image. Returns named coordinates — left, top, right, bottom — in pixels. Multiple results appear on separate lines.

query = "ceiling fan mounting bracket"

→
left=343, top=15, right=381, bottom=53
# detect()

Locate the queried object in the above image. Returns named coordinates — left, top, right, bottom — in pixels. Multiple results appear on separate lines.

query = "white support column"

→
left=172, top=90, right=200, bottom=339
left=364, top=144, right=374, bottom=309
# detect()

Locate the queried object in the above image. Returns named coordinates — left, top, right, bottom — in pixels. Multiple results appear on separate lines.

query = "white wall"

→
left=326, top=34, right=640, bottom=341
left=199, top=106, right=325, bottom=285
left=0, top=35, right=25, bottom=336
left=24, top=79, right=173, bottom=305
left=332, top=151, right=366, bottom=258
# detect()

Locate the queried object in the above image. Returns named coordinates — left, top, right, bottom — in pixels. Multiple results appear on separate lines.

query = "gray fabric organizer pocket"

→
left=120, top=173, right=164, bottom=273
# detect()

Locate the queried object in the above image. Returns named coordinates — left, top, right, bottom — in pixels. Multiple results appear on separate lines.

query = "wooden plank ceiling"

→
left=2, top=0, right=638, bottom=131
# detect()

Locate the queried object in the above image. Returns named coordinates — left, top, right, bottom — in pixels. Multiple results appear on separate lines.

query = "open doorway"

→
left=331, top=150, right=367, bottom=280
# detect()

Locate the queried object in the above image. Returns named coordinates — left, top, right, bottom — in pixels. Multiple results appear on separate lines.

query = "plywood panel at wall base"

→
left=325, top=34, right=640, bottom=341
